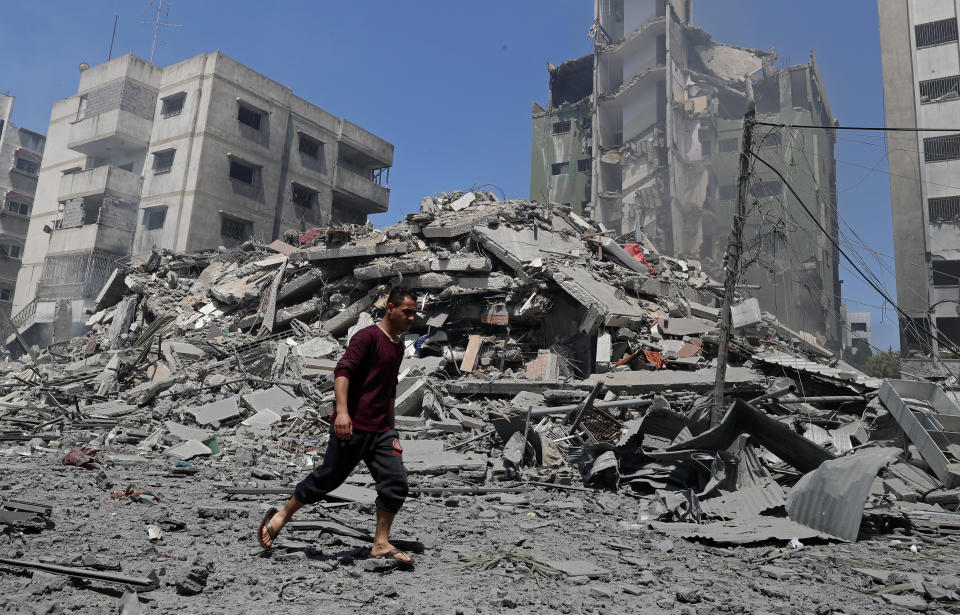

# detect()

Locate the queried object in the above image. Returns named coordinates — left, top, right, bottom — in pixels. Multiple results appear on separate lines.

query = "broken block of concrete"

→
left=292, top=337, right=339, bottom=359
left=186, top=396, right=242, bottom=427
left=321, top=294, right=375, bottom=336
left=448, top=191, right=476, bottom=211
left=461, top=335, right=482, bottom=372
left=430, top=256, right=491, bottom=273
left=731, top=298, right=763, bottom=329
left=162, top=341, right=205, bottom=360
left=661, top=316, right=717, bottom=337
left=267, top=239, right=297, bottom=255
left=164, top=439, right=213, bottom=460
left=395, top=378, right=427, bottom=416
left=241, top=408, right=282, bottom=427
left=165, top=421, right=211, bottom=442
left=241, top=386, right=302, bottom=413
left=525, top=350, right=559, bottom=381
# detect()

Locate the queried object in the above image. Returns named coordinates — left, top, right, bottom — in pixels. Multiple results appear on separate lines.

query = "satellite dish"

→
left=79, top=62, right=90, bottom=72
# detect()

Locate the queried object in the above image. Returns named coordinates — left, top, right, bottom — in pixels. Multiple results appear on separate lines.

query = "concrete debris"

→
left=0, top=190, right=958, bottom=612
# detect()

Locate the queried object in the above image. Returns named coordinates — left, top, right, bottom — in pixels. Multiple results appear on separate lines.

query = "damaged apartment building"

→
left=0, top=94, right=45, bottom=322
left=531, top=0, right=841, bottom=348
left=879, top=0, right=960, bottom=379
left=11, top=52, right=393, bottom=349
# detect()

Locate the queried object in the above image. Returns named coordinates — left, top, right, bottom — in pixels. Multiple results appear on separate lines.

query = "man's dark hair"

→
left=387, top=287, right=417, bottom=307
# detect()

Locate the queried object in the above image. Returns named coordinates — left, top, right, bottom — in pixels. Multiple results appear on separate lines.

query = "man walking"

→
left=258, top=287, right=418, bottom=564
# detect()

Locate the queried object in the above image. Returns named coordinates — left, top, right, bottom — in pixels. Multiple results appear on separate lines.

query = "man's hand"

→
left=334, top=411, right=353, bottom=440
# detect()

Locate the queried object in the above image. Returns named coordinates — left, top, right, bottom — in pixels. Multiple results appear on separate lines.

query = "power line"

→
left=757, top=121, right=960, bottom=133
left=751, top=151, right=960, bottom=366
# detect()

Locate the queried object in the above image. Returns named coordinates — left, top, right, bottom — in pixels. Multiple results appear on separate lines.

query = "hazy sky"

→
left=0, top=1, right=902, bottom=350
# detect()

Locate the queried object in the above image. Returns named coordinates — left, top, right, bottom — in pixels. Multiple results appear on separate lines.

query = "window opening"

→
left=237, top=104, right=262, bottom=130
left=161, top=92, right=186, bottom=117
left=229, top=159, right=256, bottom=184
left=916, top=18, right=958, bottom=48
left=152, top=150, right=175, bottom=174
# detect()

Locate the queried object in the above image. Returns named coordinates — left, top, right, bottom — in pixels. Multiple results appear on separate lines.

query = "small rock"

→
left=588, top=584, right=614, bottom=599
left=676, top=588, right=702, bottom=604
left=760, top=565, right=793, bottom=580
left=362, top=558, right=396, bottom=573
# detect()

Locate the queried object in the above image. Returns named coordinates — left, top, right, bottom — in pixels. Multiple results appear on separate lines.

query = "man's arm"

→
left=333, top=375, right=352, bottom=440
left=388, top=397, right=395, bottom=430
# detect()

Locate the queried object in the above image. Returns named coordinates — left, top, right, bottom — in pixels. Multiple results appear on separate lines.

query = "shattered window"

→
left=916, top=18, right=958, bottom=48
left=0, top=288, right=10, bottom=301
left=552, top=121, right=572, bottom=135
left=919, top=75, right=960, bottom=103
left=932, top=260, right=960, bottom=286
left=229, top=159, right=256, bottom=184
left=14, top=157, right=39, bottom=175
left=577, top=159, right=592, bottom=173
left=940, top=317, right=960, bottom=348
left=850, top=322, right=867, bottom=332
left=292, top=184, right=317, bottom=208
left=143, top=207, right=167, bottom=231
left=551, top=162, right=570, bottom=175
left=7, top=201, right=29, bottom=216
left=221, top=215, right=251, bottom=240
left=237, top=104, right=262, bottom=130
left=924, top=134, right=960, bottom=162
left=152, top=149, right=175, bottom=174
left=298, top=134, right=321, bottom=158
left=929, top=195, right=960, bottom=222
left=161, top=92, right=186, bottom=117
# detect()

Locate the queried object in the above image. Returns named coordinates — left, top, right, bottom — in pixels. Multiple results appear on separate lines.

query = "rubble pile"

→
left=2, top=192, right=960, bottom=612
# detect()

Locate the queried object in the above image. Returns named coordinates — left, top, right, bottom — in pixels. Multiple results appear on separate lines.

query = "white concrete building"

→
left=841, top=304, right=873, bottom=353
left=879, top=0, right=960, bottom=378
left=0, top=94, right=45, bottom=323
left=12, top=52, right=393, bottom=349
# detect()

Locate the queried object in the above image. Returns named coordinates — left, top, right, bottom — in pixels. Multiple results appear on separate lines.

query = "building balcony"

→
left=67, top=109, right=153, bottom=159
left=58, top=166, right=141, bottom=202
left=332, top=166, right=389, bottom=213
left=338, top=120, right=393, bottom=168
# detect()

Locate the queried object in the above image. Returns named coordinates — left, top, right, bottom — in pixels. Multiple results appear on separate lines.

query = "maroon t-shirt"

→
left=332, top=324, right=404, bottom=433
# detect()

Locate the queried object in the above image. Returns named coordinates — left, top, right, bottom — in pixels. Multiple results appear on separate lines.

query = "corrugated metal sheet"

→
left=700, top=480, right=786, bottom=520
left=785, top=447, right=900, bottom=541
left=752, top=350, right=881, bottom=389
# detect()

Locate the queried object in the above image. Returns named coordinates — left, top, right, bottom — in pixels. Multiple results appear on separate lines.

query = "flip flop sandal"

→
left=371, top=548, right=413, bottom=565
left=258, top=507, right=279, bottom=550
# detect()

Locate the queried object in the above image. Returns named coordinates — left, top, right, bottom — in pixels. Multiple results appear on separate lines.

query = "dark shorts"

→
left=293, top=428, right=408, bottom=514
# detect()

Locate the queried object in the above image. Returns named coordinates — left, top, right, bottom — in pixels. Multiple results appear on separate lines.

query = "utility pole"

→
left=711, top=79, right=755, bottom=426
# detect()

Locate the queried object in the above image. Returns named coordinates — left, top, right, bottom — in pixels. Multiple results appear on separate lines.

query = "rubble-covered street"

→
left=2, top=192, right=960, bottom=614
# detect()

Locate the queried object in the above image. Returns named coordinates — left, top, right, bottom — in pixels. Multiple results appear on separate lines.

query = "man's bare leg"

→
left=259, top=495, right=304, bottom=548
left=370, top=507, right=412, bottom=563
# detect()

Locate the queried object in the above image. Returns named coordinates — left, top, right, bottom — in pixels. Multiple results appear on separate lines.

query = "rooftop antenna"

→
left=107, top=15, right=118, bottom=61
left=140, top=0, right=182, bottom=63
